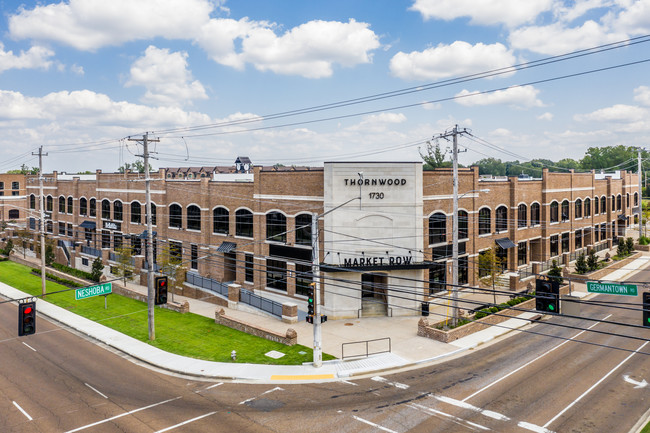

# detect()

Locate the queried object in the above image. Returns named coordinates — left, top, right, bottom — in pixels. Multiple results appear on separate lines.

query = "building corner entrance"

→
left=361, top=273, right=388, bottom=317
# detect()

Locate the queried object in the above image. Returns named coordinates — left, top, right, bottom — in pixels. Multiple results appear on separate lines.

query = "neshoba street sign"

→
left=75, top=283, right=112, bottom=300
left=587, top=281, right=638, bottom=296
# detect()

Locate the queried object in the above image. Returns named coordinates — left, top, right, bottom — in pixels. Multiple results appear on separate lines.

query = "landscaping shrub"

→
left=51, top=263, right=94, bottom=281
left=575, top=253, right=588, bottom=274
left=31, top=268, right=83, bottom=288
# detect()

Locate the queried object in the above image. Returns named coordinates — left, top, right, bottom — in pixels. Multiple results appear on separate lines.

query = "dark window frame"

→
left=212, top=207, right=229, bottom=235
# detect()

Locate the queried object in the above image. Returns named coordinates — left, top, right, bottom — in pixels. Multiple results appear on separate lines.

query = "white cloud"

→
left=346, top=112, right=407, bottom=132
left=537, top=112, right=554, bottom=120
left=509, top=20, right=625, bottom=55
left=70, top=64, right=84, bottom=75
left=390, top=41, right=516, bottom=81
left=634, top=85, right=650, bottom=106
left=409, top=0, right=553, bottom=27
left=609, top=0, right=650, bottom=35
left=198, top=18, right=381, bottom=78
left=455, top=86, right=544, bottom=107
left=0, top=43, right=54, bottom=73
left=574, top=104, right=648, bottom=122
left=126, top=46, right=207, bottom=106
left=8, top=0, right=214, bottom=51
left=422, top=102, right=442, bottom=110
left=554, top=0, right=616, bottom=23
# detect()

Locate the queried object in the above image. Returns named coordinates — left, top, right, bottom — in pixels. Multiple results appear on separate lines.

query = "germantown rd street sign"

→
left=587, top=281, right=638, bottom=296
left=75, top=283, right=112, bottom=300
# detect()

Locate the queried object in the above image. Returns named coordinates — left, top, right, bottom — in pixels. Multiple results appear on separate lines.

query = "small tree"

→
left=575, top=253, right=588, bottom=274
left=158, top=243, right=184, bottom=300
left=587, top=250, right=599, bottom=271
left=547, top=259, right=563, bottom=285
left=45, top=241, right=55, bottom=266
left=91, top=257, right=104, bottom=282
left=113, top=246, right=134, bottom=285
left=15, top=228, right=32, bottom=258
left=617, top=238, right=626, bottom=257
left=626, top=237, right=635, bottom=255
left=2, top=239, right=13, bottom=256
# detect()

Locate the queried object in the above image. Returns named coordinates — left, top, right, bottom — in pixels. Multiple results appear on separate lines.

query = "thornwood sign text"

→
left=343, top=256, right=413, bottom=267
left=344, top=178, right=407, bottom=186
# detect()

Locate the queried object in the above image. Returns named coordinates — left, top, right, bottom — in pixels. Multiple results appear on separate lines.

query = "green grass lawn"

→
left=0, top=260, right=335, bottom=365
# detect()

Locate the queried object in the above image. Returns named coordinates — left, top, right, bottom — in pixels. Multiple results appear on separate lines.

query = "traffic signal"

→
left=154, top=276, right=168, bottom=305
left=535, top=278, right=560, bottom=314
left=18, top=301, right=36, bottom=336
left=320, top=315, right=328, bottom=323
left=306, top=283, right=315, bottom=323
left=643, top=292, right=650, bottom=328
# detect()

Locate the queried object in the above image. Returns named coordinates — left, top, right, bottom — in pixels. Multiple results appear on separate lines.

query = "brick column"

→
left=228, top=283, right=240, bottom=309
left=282, top=302, right=298, bottom=323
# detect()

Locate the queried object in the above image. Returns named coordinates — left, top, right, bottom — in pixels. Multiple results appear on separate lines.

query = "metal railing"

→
left=109, top=251, right=136, bottom=266
left=81, top=245, right=101, bottom=257
left=342, top=337, right=392, bottom=360
left=240, top=288, right=283, bottom=318
left=185, top=272, right=228, bottom=297
left=57, top=240, right=71, bottom=264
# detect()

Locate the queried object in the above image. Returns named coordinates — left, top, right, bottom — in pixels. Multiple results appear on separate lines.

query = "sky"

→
left=0, top=0, right=649, bottom=173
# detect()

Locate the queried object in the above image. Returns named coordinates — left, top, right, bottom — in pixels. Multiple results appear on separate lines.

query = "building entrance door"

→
left=224, top=252, right=237, bottom=282
left=361, top=273, right=387, bottom=316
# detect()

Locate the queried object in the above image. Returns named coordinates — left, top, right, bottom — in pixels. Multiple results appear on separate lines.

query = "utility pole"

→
left=32, top=146, right=48, bottom=297
left=311, top=213, right=322, bottom=367
left=435, top=125, right=469, bottom=327
left=638, top=147, right=644, bottom=239
left=129, top=133, right=159, bottom=341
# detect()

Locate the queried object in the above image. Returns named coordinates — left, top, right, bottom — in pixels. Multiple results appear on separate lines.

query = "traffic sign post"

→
left=75, top=283, right=112, bottom=301
left=587, top=281, right=638, bottom=296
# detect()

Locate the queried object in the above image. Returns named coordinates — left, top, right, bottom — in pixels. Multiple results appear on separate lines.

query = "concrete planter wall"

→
left=215, top=308, right=297, bottom=346
left=565, top=252, right=641, bottom=282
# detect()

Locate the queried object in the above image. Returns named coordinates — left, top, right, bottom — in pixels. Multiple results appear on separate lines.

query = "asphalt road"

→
left=2, top=278, right=649, bottom=432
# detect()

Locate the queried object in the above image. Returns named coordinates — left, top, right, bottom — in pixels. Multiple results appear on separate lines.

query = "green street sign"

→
left=587, top=281, right=638, bottom=296
left=75, top=283, right=112, bottom=300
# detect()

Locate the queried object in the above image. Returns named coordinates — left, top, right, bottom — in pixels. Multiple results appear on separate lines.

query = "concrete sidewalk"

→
left=2, top=251, right=648, bottom=383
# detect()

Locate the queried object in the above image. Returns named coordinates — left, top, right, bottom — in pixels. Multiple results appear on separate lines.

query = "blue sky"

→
left=0, top=0, right=649, bottom=173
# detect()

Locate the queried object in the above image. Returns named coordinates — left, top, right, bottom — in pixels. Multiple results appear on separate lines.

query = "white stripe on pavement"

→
left=22, top=342, right=37, bottom=352
left=13, top=401, right=32, bottom=421
left=352, top=415, right=399, bottom=433
left=84, top=383, right=108, bottom=399
left=155, top=411, right=216, bottom=433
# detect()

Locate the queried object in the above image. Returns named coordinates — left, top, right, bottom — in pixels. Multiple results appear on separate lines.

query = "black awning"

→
left=79, top=220, right=96, bottom=229
left=138, top=230, right=157, bottom=239
left=617, top=214, right=627, bottom=221
left=495, top=237, right=517, bottom=249
left=217, top=241, right=236, bottom=252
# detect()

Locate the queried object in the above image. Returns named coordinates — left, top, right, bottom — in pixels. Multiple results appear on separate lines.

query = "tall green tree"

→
left=419, top=140, right=452, bottom=170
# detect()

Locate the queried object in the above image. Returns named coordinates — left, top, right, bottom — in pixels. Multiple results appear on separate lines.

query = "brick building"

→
left=0, top=173, right=27, bottom=223
left=15, top=160, right=639, bottom=319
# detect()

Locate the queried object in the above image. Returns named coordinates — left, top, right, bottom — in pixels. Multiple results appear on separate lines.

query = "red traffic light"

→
left=24, top=307, right=32, bottom=314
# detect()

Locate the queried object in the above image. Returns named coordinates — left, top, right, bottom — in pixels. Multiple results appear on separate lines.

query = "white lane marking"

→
left=341, top=380, right=358, bottom=386
left=372, top=376, right=409, bottom=389
left=64, top=396, right=181, bottom=433
left=409, top=403, right=490, bottom=431
left=463, top=314, right=612, bottom=402
left=433, top=395, right=510, bottom=421
left=84, top=383, right=108, bottom=399
left=154, top=411, right=217, bottom=433
left=239, top=387, right=283, bottom=405
left=13, top=401, right=33, bottom=421
left=544, top=340, right=650, bottom=429
left=22, top=342, right=37, bottom=352
left=196, top=382, right=223, bottom=393
left=519, top=421, right=554, bottom=433
left=623, top=375, right=648, bottom=389
left=352, top=415, right=399, bottom=433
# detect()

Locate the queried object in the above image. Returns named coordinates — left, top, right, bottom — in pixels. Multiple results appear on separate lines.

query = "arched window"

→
left=616, top=194, right=622, bottom=211
left=479, top=208, right=491, bottom=235
left=627, top=193, right=630, bottom=208
left=113, top=200, right=123, bottom=221
left=575, top=198, right=582, bottom=219
left=518, top=204, right=527, bottom=228
left=550, top=201, right=559, bottom=223
left=266, top=211, right=286, bottom=242
left=236, top=209, right=253, bottom=237
left=458, top=210, right=468, bottom=240
left=67, top=196, right=73, bottom=214
left=149, top=203, right=157, bottom=226
left=46, top=195, right=53, bottom=212
left=89, top=198, right=96, bottom=217
left=59, top=195, right=66, bottom=213
left=594, top=196, right=599, bottom=214
left=428, top=212, right=446, bottom=245
left=102, top=199, right=110, bottom=219
left=8, top=209, right=19, bottom=219
left=131, top=202, right=141, bottom=224
left=634, top=192, right=639, bottom=207
left=611, top=195, right=615, bottom=211
left=601, top=196, right=606, bottom=214
left=187, top=205, right=201, bottom=231
left=295, top=213, right=312, bottom=245
left=561, top=200, right=569, bottom=221
left=496, top=206, right=508, bottom=232
left=169, top=204, right=182, bottom=228
left=212, top=207, right=229, bottom=234
left=531, top=203, right=540, bottom=225
left=80, top=197, right=87, bottom=216
left=584, top=198, right=591, bottom=217
left=29, top=194, right=36, bottom=209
